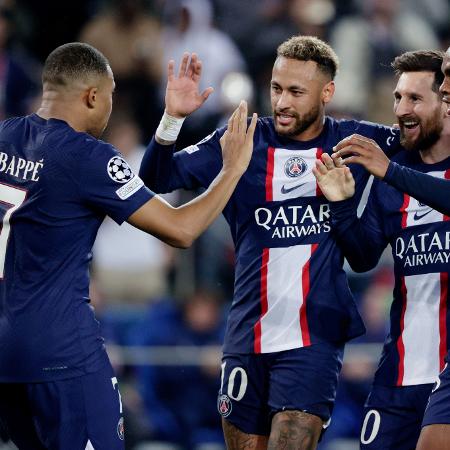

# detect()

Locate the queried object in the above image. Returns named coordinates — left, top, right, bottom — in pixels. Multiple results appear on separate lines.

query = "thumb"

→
left=201, top=87, right=214, bottom=102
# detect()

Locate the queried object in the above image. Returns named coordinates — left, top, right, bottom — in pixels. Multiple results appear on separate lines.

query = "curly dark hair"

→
left=277, top=35, right=339, bottom=80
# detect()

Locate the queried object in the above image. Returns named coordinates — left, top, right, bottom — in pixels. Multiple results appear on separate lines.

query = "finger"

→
left=321, top=153, right=335, bottom=170
left=178, top=52, right=190, bottom=77
left=312, top=166, right=321, bottom=181
left=239, top=101, right=248, bottom=134
left=167, top=60, right=175, bottom=82
left=187, top=53, right=198, bottom=78
left=331, top=153, right=345, bottom=168
left=334, top=134, right=373, bottom=151
left=227, top=106, right=238, bottom=133
left=315, top=158, right=328, bottom=175
left=393, top=123, right=399, bottom=128
left=344, top=166, right=354, bottom=182
left=232, top=101, right=244, bottom=133
left=200, top=87, right=214, bottom=102
left=192, top=59, right=203, bottom=83
left=334, top=145, right=363, bottom=158
left=340, top=155, right=359, bottom=165
left=245, top=112, right=258, bottom=143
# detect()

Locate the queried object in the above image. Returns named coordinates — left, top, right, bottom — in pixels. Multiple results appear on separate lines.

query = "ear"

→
left=85, top=87, right=97, bottom=109
left=322, top=80, right=335, bottom=105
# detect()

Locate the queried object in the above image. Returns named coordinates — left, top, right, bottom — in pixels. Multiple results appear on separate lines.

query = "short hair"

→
left=277, top=35, right=339, bottom=80
left=391, top=50, right=445, bottom=93
left=42, top=42, right=110, bottom=87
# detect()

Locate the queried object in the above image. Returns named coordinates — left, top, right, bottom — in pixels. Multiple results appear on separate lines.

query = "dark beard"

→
left=400, top=126, right=441, bottom=152
left=274, top=105, right=320, bottom=137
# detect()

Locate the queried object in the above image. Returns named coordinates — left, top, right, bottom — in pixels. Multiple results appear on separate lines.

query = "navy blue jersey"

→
left=0, top=114, right=154, bottom=382
left=331, top=151, right=450, bottom=386
left=140, top=116, right=400, bottom=354
left=384, top=161, right=450, bottom=216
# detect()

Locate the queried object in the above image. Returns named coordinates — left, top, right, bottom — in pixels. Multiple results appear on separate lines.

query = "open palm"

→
left=312, top=153, right=355, bottom=201
left=165, top=53, right=214, bottom=118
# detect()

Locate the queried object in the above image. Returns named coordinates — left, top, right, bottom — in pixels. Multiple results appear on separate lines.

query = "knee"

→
left=269, top=411, right=322, bottom=450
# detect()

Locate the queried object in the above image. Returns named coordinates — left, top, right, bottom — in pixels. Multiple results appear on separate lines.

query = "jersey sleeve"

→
left=330, top=180, right=389, bottom=272
left=77, top=141, right=154, bottom=224
left=384, top=161, right=450, bottom=216
left=139, top=129, right=224, bottom=193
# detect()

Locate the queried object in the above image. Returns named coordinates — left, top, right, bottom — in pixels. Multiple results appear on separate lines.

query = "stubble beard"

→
left=273, top=105, right=321, bottom=138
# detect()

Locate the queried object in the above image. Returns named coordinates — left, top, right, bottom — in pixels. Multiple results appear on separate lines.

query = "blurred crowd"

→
left=0, top=0, right=449, bottom=449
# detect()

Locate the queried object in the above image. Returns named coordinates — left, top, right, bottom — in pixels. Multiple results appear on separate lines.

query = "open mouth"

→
left=276, top=113, right=295, bottom=126
left=401, top=120, right=420, bottom=134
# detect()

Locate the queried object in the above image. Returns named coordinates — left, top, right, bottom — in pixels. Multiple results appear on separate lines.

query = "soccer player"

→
left=313, top=50, right=449, bottom=450
left=139, top=36, right=401, bottom=449
left=415, top=45, right=450, bottom=450
left=0, top=42, right=257, bottom=450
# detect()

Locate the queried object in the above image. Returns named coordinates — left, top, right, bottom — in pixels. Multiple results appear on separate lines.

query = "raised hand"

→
left=332, top=134, right=390, bottom=179
left=220, top=101, right=258, bottom=175
left=165, top=53, right=214, bottom=118
left=312, top=153, right=355, bottom=201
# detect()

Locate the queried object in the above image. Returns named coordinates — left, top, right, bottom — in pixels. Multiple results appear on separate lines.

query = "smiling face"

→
left=270, top=57, right=334, bottom=140
left=393, top=71, right=445, bottom=152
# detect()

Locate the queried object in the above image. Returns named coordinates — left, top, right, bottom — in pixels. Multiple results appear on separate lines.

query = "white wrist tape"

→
left=156, top=111, right=185, bottom=142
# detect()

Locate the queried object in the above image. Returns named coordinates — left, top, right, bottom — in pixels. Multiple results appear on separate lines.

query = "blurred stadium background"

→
left=0, top=0, right=449, bottom=448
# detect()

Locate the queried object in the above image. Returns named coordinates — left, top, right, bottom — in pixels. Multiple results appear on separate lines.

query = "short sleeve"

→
left=78, top=141, right=154, bottom=224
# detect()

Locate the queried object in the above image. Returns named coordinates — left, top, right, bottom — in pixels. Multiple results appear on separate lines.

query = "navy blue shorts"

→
left=0, top=361, right=124, bottom=450
left=217, top=341, right=344, bottom=435
left=360, top=383, right=433, bottom=450
left=422, top=362, right=450, bottom=427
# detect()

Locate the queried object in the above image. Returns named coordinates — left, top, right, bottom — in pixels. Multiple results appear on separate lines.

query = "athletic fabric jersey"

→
left=384, top=161, right=450, bottom=216
left=0, top=114, right=154, bottom=382
left=331, top=151, right=450, bottom=386
left=140, top=116, right=400, bottom=354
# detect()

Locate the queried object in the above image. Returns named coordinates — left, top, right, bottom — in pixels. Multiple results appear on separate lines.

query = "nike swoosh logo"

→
left=413, top=209, right=433, bottom=221
left=281, top=183, right=307, bottom=194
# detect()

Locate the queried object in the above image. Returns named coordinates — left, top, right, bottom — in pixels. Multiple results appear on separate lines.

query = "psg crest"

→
left=217, top=394, right=232, bottom=418
left=117, top=417, right=125, bottom=440
left=107, top=156, right=134, bottom=183
left=284, top=156, right=307, bottom=178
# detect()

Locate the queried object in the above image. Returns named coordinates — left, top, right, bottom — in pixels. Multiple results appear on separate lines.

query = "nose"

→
left=440, top=78, right=450, bottom=97
left=394, top=97, right=412, bottom=118
left=276, top=90, right=291, bottom=110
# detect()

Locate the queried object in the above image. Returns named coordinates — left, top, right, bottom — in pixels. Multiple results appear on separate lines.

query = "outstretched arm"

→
left=313, top=154, right=387, bottom=272
left=130, top=102, right=258, bottom=248
left=140, top=53, right=219, bottom=192
left=333, top=134, right=450, bottom=216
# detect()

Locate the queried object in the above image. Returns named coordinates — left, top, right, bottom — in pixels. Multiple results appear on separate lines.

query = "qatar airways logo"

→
left=255, top=203, right=331, bottom=239
left=395, top=231, right=450, bottom=267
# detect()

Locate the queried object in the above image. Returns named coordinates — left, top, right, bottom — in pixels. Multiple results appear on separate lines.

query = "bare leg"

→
left=268, top=410, right=322, bottom=450
left=416, top=424, right=450, bottom=450
left=222, top=418, right=269, bottom=450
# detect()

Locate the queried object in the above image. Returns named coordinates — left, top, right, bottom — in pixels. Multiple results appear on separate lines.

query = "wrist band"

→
left=156, top=111, right=185, bottom=142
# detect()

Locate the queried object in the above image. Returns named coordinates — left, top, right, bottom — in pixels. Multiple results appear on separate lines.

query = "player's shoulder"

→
left=327, top=116, right=396, bottom=136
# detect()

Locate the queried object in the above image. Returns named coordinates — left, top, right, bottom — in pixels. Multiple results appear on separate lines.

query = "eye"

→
left=271, top=85, right=281, bottom=94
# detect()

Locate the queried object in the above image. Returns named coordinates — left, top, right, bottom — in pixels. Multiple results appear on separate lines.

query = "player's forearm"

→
left=139, top=136, right=177, bottom=192
left=171, top=167, right=242, bottom=247
left=384, top=162, right=450, bottom=216
left=330, top=201, right=384, bottom=272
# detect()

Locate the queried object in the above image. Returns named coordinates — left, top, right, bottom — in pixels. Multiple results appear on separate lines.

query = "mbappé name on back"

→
left=0, top=151, right=43, bottom=181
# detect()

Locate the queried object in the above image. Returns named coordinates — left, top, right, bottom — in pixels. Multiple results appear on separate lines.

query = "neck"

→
left=291, top=115, right=325, bottom=142
left=36, top=90, right=87, bottom=134
left=419, top=135, right=450, bottom=163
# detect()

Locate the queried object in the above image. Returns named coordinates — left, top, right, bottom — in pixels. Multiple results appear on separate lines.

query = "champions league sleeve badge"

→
left=107, top=156, right=134, bottom=183
left=217, top=394, right=232, bottom=418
